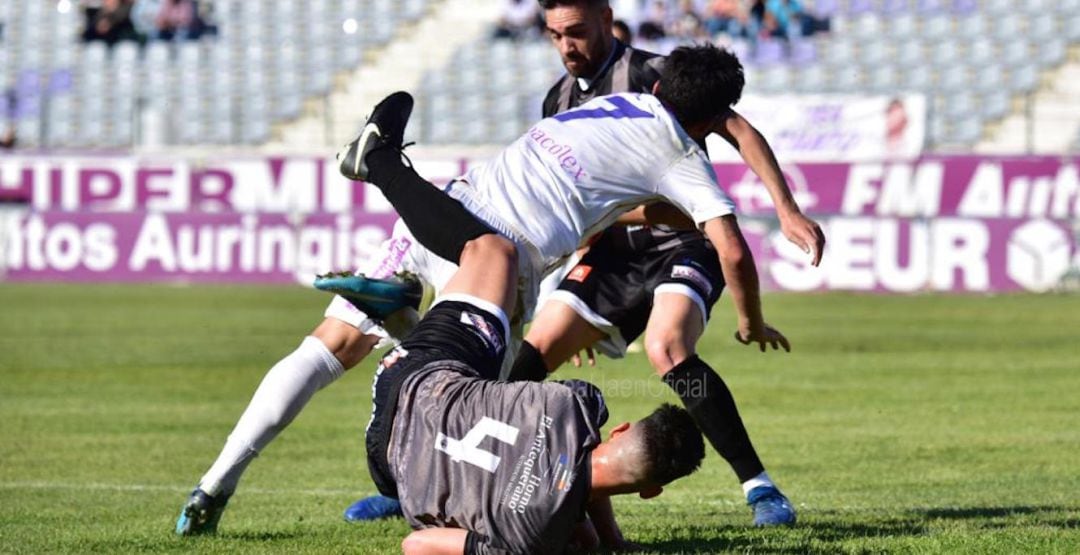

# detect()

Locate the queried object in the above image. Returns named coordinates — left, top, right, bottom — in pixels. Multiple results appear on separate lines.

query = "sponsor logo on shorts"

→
left=460, top=311, right=505, bottom=355
left=371, top=237, right=412, bottom=279
left=671, top=264, right=713, bottom=296
left=567, top=264, right=592, bottom=282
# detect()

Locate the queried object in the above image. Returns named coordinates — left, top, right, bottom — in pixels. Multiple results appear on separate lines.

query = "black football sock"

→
left=502, top=340, right=549, bottom=382
left=662, top=355, right=765, bottom=483
left=365, top=148, right=494, bottom=264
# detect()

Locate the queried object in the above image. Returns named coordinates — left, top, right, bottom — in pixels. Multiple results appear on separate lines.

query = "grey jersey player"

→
left=363, top=294, right=705, bottom=554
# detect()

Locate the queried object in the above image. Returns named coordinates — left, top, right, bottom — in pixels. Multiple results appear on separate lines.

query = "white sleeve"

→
left=655, top=151, right=736, bottom=225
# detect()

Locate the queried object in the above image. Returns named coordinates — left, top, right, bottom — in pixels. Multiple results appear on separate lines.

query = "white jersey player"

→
left=325, top=91, right=737, bottom=333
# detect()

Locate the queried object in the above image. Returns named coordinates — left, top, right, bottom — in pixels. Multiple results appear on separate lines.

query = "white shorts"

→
left=324, top=218, right=538, bottom=350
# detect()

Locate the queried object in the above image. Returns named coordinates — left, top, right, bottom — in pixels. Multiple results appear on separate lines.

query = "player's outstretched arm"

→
left=713, top=110, right=826, bottom=266
left=702, top=215, right=790, bottom=353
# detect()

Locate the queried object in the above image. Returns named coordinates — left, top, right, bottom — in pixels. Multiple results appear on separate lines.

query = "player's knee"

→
left=645, top=334, right=690, bottom=376
left=311, top=318, right=379, bottom=369
left=644, top=336, right=676, bottom=374
left=461, top=233, right=518, bottom=267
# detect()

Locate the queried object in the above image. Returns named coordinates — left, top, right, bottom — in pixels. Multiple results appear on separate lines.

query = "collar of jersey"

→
left=576, top=39, right=624, bottom=92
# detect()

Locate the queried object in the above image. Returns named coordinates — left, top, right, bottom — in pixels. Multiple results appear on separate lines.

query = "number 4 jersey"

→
left=388, top=365, right=608, bottom=554
left=451, top=92, right=737, bottom=273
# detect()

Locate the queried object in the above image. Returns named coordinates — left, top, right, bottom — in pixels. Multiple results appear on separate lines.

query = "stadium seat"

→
left=982, top=0, right=1011, bottom=16
left=858, top=39, right=890, bottom=69
left=1069, top=15, right=1080, bottom=42
left=950, top=0, right=978, bottom=15
left=1009, top=64, right=1040, bottom=93
left=980, top=89, right=1011, bottom=120
left=789, top=41, right=818, bottom=66
left=753, top=40, right=786, bottom=67
left=916, top=0, right=944, bottom=14
left=1039, top=39, right=1067, bottom=67
left=949, top=115, right=983, bottom=144
left=1029, top=14, right=1058, bottom=40
left=830, top=67, right=862, bottom=92
left=866, top=66, right=899, bottom=94
left=847, top=0, right=876, bottom=16
left=881, top=0, right=911, bottom=16
left=756, top=65, right=793, bottom=93
left=1021, top=0, right=1053, bottom=15
left=1058, top=0, right=1080, bottom=14
left=920, top=14, right=952, bottom=41
left=903, top=65, right=934, bottom=91
left=852, top=13, right=883, bottom=41
left=973, top=65, right=1004, bottom=93
left=954, top=11, right=987, bottom=39
left=929, top=38, right=961, bottom=69
left=966, top=38, right=994, bottom=67
left=1000, top=40, right=1031, bottom=69
left=889, top=12, right=918, bottom=39
left=824, top=38, right=856, bottom=68
left=936, top=67, right=970, bottom=92
left=894, top=42, right=924, bottom=69
left=992, top=15, right=1025, bottom=42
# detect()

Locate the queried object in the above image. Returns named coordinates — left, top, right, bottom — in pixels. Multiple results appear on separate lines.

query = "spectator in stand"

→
left=612, top=18, right=633, bottom=44
left=799, top=0, right=831, bottom=36
left=748, top=0, right=768, bottom=37
left=80, top=0, right=103, bottom=41
left=637, top=0, right=668, bottom=40
left=83, top=0, right=138, bottom=46
left=493, top=0, right=542, bottom=40
left=611, top=0, right=643, bottom=30
left=154, top=0, right=202, bottom=41
left=704, top=0, right=750, bottom=39
left=668, top=0, right=705, bottom=39
left=765, top=0, right=805, bottom=40
left=0, top=88, right=14, bottom=150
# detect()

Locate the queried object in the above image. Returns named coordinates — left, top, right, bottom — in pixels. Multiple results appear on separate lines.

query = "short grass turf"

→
left=1, top=284, right=1078, bottom=554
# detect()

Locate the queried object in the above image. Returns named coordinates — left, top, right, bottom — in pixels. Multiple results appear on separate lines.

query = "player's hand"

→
left=780, top=211, right=825, bottom=267
left=735, top=323, right=791, bottom=353
left=570, top=346, right=596, bottom=368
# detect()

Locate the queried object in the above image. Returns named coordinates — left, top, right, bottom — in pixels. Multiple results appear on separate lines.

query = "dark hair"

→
left=637, top=403, right=705, bottom=486
left=656, top=44, right=745, bottom=127
left=537, top=0, right=608, bottom=9
left=612, top=19, right=632, bottom=43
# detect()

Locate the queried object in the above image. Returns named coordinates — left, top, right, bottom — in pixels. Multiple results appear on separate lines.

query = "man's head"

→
left=589, top=403, right=705, bottom=499
left=612, top=19, right=632, bottom=44
left=653, top=44, right=745, bottom=137
left=539, top=0, right=613, bottom=78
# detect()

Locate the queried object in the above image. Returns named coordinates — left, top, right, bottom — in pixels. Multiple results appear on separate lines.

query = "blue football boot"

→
left=747, top=485, right=796, bottom=527
left=314, top=272, right=423, bottom=321
left=343, top=494, right=403, bottom=522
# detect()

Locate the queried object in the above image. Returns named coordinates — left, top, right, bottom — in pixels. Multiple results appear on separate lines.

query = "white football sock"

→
left=741, top=471, right=776, bottom=498
left=198, top=336, right=345, bottom=497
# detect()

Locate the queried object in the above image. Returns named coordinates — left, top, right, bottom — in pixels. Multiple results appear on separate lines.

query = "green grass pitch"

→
left=1, top=284, right=1078, bottom=553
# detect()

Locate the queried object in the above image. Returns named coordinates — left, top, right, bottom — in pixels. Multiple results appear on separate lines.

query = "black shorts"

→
left=550, top=227, right=724, bottom=357
left=366, top=299, right=507, bottom=498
